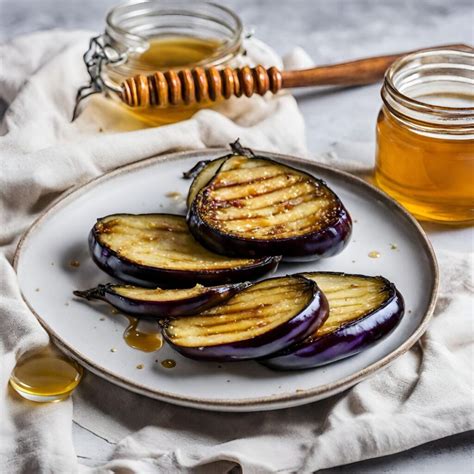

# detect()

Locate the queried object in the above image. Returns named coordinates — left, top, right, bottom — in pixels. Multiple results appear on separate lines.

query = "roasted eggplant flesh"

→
left=73, top=282, right=250, bottom=319
left=90, top=214, right=280, bottom=287
left=114, top=285, right=224, bottom=302
left=165, top=277, right=313, bottom=346
left=261, top=272, right=404, bottom=370
left=187, top=154, right=352, bottom=260
left=196, top=156, right=343, bottom=239
left=163, top=276, right=328, bottom=360
left=94, top=214, right=255, bottom=271
left=305, top=273, right=393, bottom=336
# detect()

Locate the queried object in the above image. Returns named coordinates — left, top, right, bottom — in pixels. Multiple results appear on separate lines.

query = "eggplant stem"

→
left=182, top=160, right=211, bottom=179
left=229, top=138, right=256, bottom=158
left=73, top=284, right=111, bottom=301
left=158, top=318, right=169, bottom=329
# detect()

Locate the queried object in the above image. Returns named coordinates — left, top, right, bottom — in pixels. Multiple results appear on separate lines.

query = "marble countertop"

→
left=1, top=0, right=472, bottom=471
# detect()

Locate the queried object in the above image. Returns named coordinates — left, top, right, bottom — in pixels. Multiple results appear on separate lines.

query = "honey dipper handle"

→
left=281, top=43, right=473, bottom=88
left=120, top=44, right=472, bottom=108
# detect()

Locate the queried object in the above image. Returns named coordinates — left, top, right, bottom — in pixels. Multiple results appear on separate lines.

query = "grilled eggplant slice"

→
left=185, top=139, right=253, bottom=206
left=186, top=156, right=227, bottom=208
left=163, top=275, right=329, bottom=361
left=187, top=154, right=352, bottom=261
left=261, top=272, right=404, bottom=370
left=89, top=214, right=280, bottom=288
left=73, top=282, right=250, bottom=319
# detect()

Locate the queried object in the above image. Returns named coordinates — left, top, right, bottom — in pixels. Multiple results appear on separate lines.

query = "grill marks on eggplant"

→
left=261, top=272, right=404, bottom=370
left=94, top=214, right=261, bottom=270
left=164, top=277, right=315, bottom=347
left=196, top=157, right=342, bottom=240
left=302, top=273, right=394, bottom=336
left=214, top=183, right=316, bottom=214
left=187, top=153, right=352, bottom=260
left=81, top=147, right=400, bottom=369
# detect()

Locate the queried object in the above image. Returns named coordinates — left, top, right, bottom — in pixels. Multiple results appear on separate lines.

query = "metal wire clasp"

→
left=72, top=34, right=127, bottom=121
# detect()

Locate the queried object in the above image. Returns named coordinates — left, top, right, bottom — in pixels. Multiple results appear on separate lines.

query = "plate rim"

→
left=14, top=148, right=439, bottom=410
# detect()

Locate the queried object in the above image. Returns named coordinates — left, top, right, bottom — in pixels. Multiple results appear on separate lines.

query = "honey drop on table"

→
left=123, top=36, right=224, bottom=126
left=123, top=317, right=163, bottom=352
left=9, top=347, right=83, bottom=402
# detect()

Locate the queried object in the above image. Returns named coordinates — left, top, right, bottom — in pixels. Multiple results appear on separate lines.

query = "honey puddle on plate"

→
left=161, top=359, right=176, bottom=369
left=123, top=317, right=164, bottom=353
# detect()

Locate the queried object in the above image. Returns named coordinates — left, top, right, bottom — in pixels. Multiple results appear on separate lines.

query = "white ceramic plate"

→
left=15, top=149, right=438, bottom=412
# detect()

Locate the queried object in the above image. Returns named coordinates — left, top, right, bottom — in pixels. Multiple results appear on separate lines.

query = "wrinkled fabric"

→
left=0, top=30, right=472, bottom=474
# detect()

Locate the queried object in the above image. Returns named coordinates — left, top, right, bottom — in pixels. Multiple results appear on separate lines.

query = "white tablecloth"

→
left=0, top=30, right=472, bottom=473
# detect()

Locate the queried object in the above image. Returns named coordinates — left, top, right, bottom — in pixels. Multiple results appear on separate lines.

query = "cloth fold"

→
left=0, top=30, right=472, bottom=474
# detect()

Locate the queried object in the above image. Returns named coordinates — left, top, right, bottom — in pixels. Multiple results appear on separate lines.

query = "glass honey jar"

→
left=375, top=49, right=474, bottom=224
left=79, top=0, right=243, bottom=126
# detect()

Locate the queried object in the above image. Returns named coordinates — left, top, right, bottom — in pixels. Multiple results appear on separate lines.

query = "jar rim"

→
left=105, top=0, right=243, bottom=57
left=384, top=48, right=474, bottom=115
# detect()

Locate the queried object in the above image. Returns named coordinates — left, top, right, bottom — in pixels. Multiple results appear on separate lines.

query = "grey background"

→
left=1, top=0, right=473, bottom=156
left=1, top=0, right=473, bottom=471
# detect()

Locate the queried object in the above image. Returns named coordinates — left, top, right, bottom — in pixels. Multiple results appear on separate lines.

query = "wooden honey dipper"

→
left=120, top=43, right=472, bottom=108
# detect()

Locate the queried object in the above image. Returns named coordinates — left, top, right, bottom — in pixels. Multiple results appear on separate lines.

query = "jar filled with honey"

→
left=86, top=0, right=243, bottom=126
left=375, top=49, right=474, bottom=224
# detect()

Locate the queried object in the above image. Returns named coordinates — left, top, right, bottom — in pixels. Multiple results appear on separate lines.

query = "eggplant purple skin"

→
left=188, top=203, right=352, bottom=262
left=260, top=288, right=404, bottom=371
left=74, top=282, right=251, bottom=320
left=88, top=228, right=281, bottom=289
left=163, top=280, right=329, bottom=362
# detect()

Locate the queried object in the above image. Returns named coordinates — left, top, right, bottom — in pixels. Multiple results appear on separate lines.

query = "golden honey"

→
left=101, top=1, right=243, bottom=126
left=123, top=316, right=163, bottom=352
left=376, top=95, right=474, bottom=223
left=9, top=347, right=83, bottom=402
left=161, top=359, right=176, bottom=369
left=123, top=36, right=224, bottom=125
left=138, top=36, right=222, bottom=70
left=368, top=250, right=381, bottom=259
left=375, top=49, right=474, bottom=224
left=107, top=309, right=163, bottom=352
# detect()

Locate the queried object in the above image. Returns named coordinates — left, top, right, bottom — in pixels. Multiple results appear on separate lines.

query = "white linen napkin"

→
left=0, top=30, right=472, bottom=474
